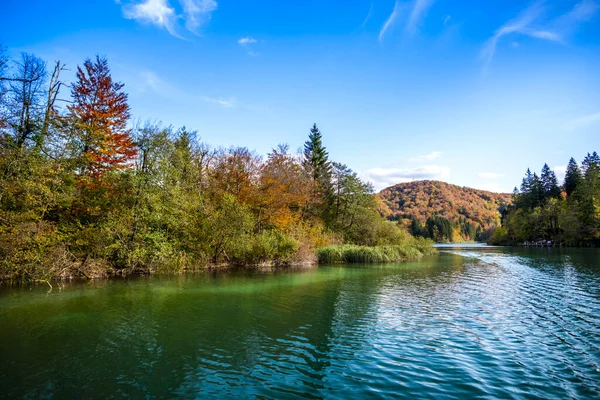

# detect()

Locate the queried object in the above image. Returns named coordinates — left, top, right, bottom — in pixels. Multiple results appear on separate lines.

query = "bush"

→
left=229, top=231, right=299, bottom=265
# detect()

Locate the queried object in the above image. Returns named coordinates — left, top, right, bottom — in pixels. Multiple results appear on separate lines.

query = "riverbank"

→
left=1, top=240, right=435, bottom=283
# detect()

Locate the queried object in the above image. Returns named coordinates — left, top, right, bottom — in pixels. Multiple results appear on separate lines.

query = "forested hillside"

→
left=378, top=180, right=512, bottom=242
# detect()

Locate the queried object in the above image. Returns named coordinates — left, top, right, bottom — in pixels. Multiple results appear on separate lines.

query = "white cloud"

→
left=121, top=0, right=217, bottom=38
left=563, top=111, right=600, bottom=131
left=365, top=165, right=451, bottom=190
left=408, top=151, right=442, bottom=162
left=238, top=37, right=256, bottom=45
left=181, top=0, right=217, bottom=33
left=478, top=172, right=505, bottom=179
left=238, top=36, right=259, bottom=56
left=554, top=0, right=599, bottom=31
left=123, top=0, right=180, bottom=37
left=407, top=0, right=434, bottom=34
left=443, top=15, right=451, bottom=26
left=481, top=0, right=599, bottom=70
left=379, top=1, right=402, bottom=42
left=553, top=165, right=567, bottom=183
left=481, top=2, right=560, bottom=69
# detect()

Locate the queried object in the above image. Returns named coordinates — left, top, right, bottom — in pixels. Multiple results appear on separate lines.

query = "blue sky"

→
left=1, top=0, right=599, bottom=192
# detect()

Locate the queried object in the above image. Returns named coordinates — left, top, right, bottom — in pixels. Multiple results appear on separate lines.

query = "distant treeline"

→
left=409, top=215, right=491, bottom=243
left=490, top=153, right=600, bottom=246
left=0, top=47, right=431, bottom=282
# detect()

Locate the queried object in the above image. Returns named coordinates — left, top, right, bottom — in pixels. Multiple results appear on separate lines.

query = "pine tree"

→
left=520, top=168, right=533, bottom=194
left=564, top=157, right=582, bottom=197
left=530, top=172, right=544, bottom=208
left=68, top=56, right=136, bottom=178
left=578, top=152, right=600, bottom=240
left=516, top=169, right=534, bottom=209
left=303, top=123, right=331, bottom=182
left=582, top=151, right=600, bottom=180
left=541, top=163, right=561, bottom=200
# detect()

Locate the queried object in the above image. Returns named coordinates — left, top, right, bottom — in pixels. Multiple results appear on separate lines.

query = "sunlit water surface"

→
left=1, top=246, right=599, bottom=398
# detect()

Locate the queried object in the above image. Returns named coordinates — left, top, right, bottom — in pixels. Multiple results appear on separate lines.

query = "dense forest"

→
left=378, top=180, right=511, bottom=242
left=490, top=154, right=600, bottom=246
left=0, top=48, right=432, bottom=282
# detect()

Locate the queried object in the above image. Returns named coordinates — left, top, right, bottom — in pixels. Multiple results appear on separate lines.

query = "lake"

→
left=1, top=246, right=599, bottom=398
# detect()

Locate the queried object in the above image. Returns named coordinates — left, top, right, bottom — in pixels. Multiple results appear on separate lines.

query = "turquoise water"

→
left=1, top=247, right=599, bottom=398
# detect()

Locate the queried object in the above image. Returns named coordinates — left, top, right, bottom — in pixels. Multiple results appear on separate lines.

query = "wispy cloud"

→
left=554, top=0, right=599, bottom=32
left=121, top=0, right=217, bottom=38
left=481, top=0, right=599, bottom=70
left=123, top=0, right=180, bottom=37
left=365, top=165, right=451, bottom=190
left=180, top=0, right=217, bottom=33
left=238, top=36, right=259, bottom=56
left=478, top=172, right=505, bottom=179
left=407, top=0, right=434, bottom=34
left=136, top=70, right=235, bottom=108
left=359, top=3, right=374, bottom=29
left=408, top=151, right=442, bottom=162
left=379, top=1, right=402, bottom=42
left=563, top=111, right=600, bottom=131
left=199, top=95, right=236, bottom=107
left=481, top=2, right=559, bottom=69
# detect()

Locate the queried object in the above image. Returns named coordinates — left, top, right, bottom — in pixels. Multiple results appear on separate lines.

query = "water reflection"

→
left=1, top=248, right=599, bottom=398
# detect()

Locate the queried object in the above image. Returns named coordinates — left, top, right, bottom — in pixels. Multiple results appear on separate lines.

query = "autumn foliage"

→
left=68, top=56, right=136, bottom=178
left=378, top=180, right=512, bottom=242
left=0, top=49, right=431, bottom=282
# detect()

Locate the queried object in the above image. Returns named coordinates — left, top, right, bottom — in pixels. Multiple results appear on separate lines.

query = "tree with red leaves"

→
left=68, top=56, right=136, bottom=178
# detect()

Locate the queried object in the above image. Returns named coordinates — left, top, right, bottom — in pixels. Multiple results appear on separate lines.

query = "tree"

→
left=6, top=53, right=46, bottom=148
left=541, top=163, right=561, bottom=200
left=68, top=56, right=136, bottom=178
left=582, top=152, right=600, bottom=179
left=0, top=45, right=9, bottom=129
left=329, top=161, right=374, bottom=233
left=303, top=123, right=331, bottom=183
left=564, top=157, right=582, bottom=197
left=256, top=144, right=309, bottom=231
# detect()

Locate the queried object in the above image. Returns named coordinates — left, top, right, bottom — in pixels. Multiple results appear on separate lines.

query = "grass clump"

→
left=317, top=240, right=435, bottom=264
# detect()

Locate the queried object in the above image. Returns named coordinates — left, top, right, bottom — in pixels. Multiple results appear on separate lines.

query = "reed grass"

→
left=317, top=241, right=435, bottom=264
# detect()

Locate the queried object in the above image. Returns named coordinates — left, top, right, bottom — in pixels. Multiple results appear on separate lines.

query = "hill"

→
left=377, top=180, right=512, bottom=242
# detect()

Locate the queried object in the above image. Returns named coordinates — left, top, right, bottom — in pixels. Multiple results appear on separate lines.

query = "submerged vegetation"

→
left=490, top=153, right=600, bottom=246
left=0, top=49, right=431, bottom=282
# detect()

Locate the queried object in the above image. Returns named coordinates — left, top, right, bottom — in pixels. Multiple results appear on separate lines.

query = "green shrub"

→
left=229, top=231, right=299, bottom=265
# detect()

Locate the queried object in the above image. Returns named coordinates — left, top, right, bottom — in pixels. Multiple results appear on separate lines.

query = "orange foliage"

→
left=378, top=180, right=512, bottom=231
left=68, top=56, right=136, bottom=179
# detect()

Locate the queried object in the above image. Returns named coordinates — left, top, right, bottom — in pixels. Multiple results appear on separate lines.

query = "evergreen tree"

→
left=564, top=157, right=582, bottom=197
left=582, top=151, right=600, bottom=179
left=530, top=173, right=544, bottom=208
left=520, top=168, right=533, bottom=194
left=303, top=123, right=331, bottom=182
left=541, top=163, right=561, bottom=200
